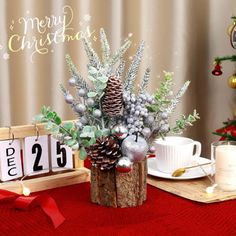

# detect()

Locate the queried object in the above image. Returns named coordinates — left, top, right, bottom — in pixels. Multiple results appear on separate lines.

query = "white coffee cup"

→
left=154, top=136, right=201, bottom=174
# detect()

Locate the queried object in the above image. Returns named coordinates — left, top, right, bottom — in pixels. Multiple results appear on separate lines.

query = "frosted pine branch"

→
left=82, top=37, right=101, bottom=68
left=100, top=28, right=110, bottom=65
left=109, top=39, right=131, bottom=66
left=124, top=41, right=145, bottom=92
left=65, top=54, right=88, bottom=90
left=115, top=60, right=126, bottom=79
left=139, top=68, right=151, bottom=93
left=166, top=80, right=190, bottom=114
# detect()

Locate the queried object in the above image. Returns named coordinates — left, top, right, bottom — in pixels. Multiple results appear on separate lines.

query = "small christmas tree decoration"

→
left=35, top=28, right=199, bottom=208
left=116, top=157, right=132, bottom=173
left=212, top=63, right=223, bottom=76
left=102, top=75, right=123, bottom=117
left=228, top=73, right=236, bottom=89
left=88, top=136, right=122, bottom=170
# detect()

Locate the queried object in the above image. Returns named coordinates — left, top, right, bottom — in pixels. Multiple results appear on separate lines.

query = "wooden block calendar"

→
left=0, top=122, right=90, bottom=194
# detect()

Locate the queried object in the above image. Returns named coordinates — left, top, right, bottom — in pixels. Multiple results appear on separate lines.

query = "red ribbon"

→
left=0, top=189, right=65, bottom=228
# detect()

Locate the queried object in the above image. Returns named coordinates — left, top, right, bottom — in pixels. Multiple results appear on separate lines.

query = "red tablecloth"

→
left=0, top=182, right=236, bottom=236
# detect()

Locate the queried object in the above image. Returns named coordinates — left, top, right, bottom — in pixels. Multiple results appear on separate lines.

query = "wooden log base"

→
left=90, top=159, right=147, bottom=208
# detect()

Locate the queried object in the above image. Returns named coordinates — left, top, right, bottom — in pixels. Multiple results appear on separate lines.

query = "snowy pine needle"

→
left=139, top=68, right=151, bottom=93
left=65, top=54, right=88, bottom=90
left=82, top=37, right=101, bottom=68
left=109, top=39, right=131, bottom=66
left=166, top=80, right=190, bottom=113
left=100, top=28, right=110, bottom=64
left=124, top=41, right=145, bottom=92
left=115, top=60, right=126, bottom=79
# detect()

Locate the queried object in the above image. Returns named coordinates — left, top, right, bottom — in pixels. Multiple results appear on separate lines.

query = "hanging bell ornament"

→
left=212, top=63, right=222, bottom=76
left=228, top=73, right=236, bottom=89
left=116, top=157, right=133, bottom=173
left=112, top=124, right=128, bottom=140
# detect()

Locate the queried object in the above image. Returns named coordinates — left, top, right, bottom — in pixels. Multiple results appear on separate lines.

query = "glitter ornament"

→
left=65, top=94, right=74, bottom=104
left=116, top=157, right=132, bottom=173
left=68, top=77, right=76, bottom=87
left=121, top=134, right=148, bottom=162
left=112, top=124, right=128, bottom=140
left=228, top=73, right=236, bottom=89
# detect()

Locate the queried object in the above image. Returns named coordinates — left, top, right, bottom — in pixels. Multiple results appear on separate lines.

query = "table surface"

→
left=0, top=182, right=236, bottom=236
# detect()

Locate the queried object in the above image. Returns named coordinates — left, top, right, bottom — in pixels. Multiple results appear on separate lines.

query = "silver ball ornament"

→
left=121, top=135, right=149, bottom=162
left=80, top=116, right=88, bottom=125
left=149, top=146, right=156, bottom=153
left=74, top=104, right=86, bottom=113
left=76, top=121, right=83, bottom=129
left=65, top=94, right=74, bottom=104
left=116, top=157, right=133, bottom=173
left=146, top=115, right=154, bottom=125
left=112, top=124, right=128, bottom=140
left=161, top=112, right=168, bottom=120
left=142, top=127, right=151, bottom=138
left=93, top=109, right=102, bottom=118
left=77, top=88, right=86, bottom=97
left=86, top=98, right=95, bottom=107
left=68, top=77, right=76, bottom=87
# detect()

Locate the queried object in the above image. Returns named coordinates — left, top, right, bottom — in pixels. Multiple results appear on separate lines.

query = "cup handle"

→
left=193, top=141, right=201, bottom=158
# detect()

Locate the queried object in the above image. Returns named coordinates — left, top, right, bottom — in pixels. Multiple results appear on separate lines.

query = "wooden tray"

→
left=147, top=175, right=236, bottom=203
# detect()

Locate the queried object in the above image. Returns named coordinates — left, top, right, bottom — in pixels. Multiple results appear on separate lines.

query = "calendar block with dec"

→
left=0, top=122, right=90, bottom=194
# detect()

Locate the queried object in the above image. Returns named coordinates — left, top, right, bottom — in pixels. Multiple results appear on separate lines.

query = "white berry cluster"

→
left=123, top=91, right=154, bottom=136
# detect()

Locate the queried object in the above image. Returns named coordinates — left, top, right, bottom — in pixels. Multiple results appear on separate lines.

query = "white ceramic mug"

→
left=154, top=136, right=202, bottom=174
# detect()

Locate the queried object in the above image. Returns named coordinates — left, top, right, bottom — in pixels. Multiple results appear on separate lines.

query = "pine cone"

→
left=88, top=136, right=122, bottom=170
left=102, top=75, right=123, bottom=117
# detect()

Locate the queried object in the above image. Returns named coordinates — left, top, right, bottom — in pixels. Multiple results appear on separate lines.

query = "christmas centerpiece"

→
left=35, top=28, right=199, bottom=207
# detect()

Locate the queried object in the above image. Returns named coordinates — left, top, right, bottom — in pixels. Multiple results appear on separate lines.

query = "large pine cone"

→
left=102, top=75, right=123, bottom=117
left=88, top=136, right=122, bottom=170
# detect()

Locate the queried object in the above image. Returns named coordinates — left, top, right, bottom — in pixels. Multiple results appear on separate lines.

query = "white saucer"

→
left=148, top=157, right=214, bottom=180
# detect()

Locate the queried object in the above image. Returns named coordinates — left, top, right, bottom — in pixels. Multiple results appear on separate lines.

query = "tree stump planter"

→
left=90, top=158, right=147, bottom=208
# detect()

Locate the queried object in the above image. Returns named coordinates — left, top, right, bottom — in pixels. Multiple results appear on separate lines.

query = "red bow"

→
left=0, top=189, right=65, bottom=228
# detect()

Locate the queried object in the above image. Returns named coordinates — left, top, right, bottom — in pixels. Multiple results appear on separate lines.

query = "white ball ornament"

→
left=74, top=104, right=86, bottom=113
left=116, top=157, right=133, bottom=173
left=142, top=127, right=151, bottom=138
left=146, top=115, right=154, bottom=124
left=86, top=98, right=95, bottom=107
left=65, top=94, right=74, bottom=104
left=149, top=146, right=156, bottom=153
left=80, top=116, right=88, bottom=125
left=121, top=135, right=149, bottom=162
left=112, top=124, right=128, bottom=140
left=77, top=88, right=86, bottom=97
left=93, top=109, right=102, bottom=118
left=68, top=77, right=76, bottom=87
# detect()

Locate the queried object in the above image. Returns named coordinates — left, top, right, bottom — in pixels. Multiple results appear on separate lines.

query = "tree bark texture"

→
left=90, top=159, right=147, bottom=208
